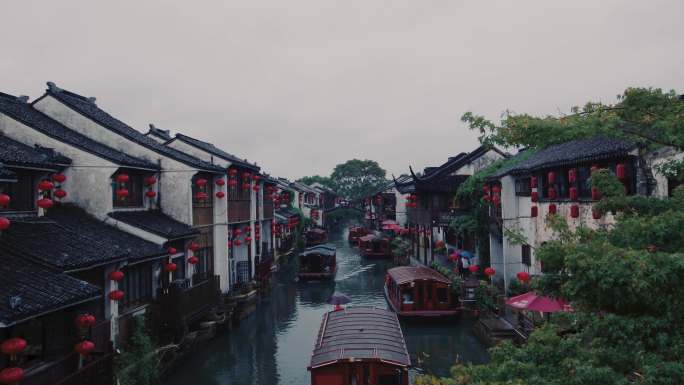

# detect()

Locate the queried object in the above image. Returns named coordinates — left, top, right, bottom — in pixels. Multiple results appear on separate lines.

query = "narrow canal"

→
left=165, top=228, right=489, bottom=385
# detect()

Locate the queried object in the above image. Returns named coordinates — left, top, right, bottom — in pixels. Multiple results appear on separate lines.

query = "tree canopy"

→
left=329, top=159, right=388, bottom=200
left=296, top=175, right=333, bottom=188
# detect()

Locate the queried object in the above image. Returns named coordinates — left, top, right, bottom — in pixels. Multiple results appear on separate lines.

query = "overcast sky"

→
left=1, top=1, right=682, bottom=180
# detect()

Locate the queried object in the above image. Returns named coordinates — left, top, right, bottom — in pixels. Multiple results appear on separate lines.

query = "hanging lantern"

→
left=492, top=195, right=501, bottom=206
left=548, top=187, right=557, bottom=200
left=547, top=171, right=556, bottom=184
left=570, top=204, right=580, bottom=218
left=0, top=367, right=24, bottom=385
left=144, top=175, right=157, bottom=186
left=591, top=187, right=600, bottom=200
left=108, top=270, right=124, bottom=281
left=531, top=191, right=539, bottom=202
left=145, top=190, right=156, bottom=198
left=37, top=198, right=53, bottom=209
left=0, top=194, right=9, bottom=208
left=229, top=168, right=238, bottom=177
left=243, top=172, right=251, bottom=180
left=242, top=183, right=250, bottom=190
left=116, top=174, right=130, bottom=183
left=253, top=185, right=260, bottom=192
left=75, top=314, right=97, bottom=329
left=516, top=271, right=531, bottom=283
left=74, top=340, right=95, bottom=356
left=482, top=194, right=491, bottom=202
left=167, top=247, right=177, bottom=255
left=530, top=206, right=538, bottom=218
left=569, top=187, right=578, bottom=201
left=188, top=256, right=199, bottom=265
left=616, top=163, right=626, bottom=180
left=227, top=240, right=232, bottom=247
left=195, top=178, right=208, bottom=187
left=234, top=239, right=242, bottom=246
left=215, top=178, right=225, bottom=186
left=468, top=265, right=479, bottom=273
left=108, top=290, right=124, bottom=301
left=216, top=191, right=225, bottom=199
left=253, top=175, right=261, bottom=182
left=245, top=236, right=252, bottom=243
left=52, top=173, right=67, bottom=183
left=568, top=169, right=577, bottom=183
left=38, top=180, right=54, bottom=191
left=228, top=179, right=238, bottom=188
left=1, top=338, right=27, bottom=355
left=164, top=262, right=177, bottom=272
left=482, top=185, right=490, bottom=195
left=234, top=228, right=242, bottom=236
left=548, top=203, right=557, bottom=215
left=592, top=209, right=602, bottom=220
left=484, top=267, right=495, bottom=277
left=189, top=242, right=201, bottom=251
left=492, top=185, right=501, bottom=194
left=529, top=176, right=537, bottom=189
left=54, top=189, right=67, bottom=199
left=0, top=217, right=9, bottom=231
left=195, top=192, right=208, bottom=201
left=116, top=189, right=129, bottom=199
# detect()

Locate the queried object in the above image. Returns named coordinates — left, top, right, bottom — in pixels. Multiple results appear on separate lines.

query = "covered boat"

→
left=305, top=228, right=328, bottom=246
left=348, top=226, right=369, bottom=244
left=308, top=307, right=410, bottom=385
left=358, top=233, right=391, bottom=259
left=298, top=244, right=337, bottom=281
left=384, top=266, right=459, bottom=318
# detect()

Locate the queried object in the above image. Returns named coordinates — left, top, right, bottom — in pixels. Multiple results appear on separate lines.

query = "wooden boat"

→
left=358, top=233, right=392, bottom=259
left=305, top=228, right=328, bottom=246
left=384, top=266, right=459, bottom=318
left=298, top=244, right=337, bottom=281
left=308, top=307, right=410, bottom=385
left=347, top=226, right=369, bottom=244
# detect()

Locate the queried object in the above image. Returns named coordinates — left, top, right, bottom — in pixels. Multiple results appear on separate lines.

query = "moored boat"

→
left=384, top=266, right=459, bottom=318
left=305, top=228, right=328, bottom=246
left=358, top=232, right=392, bottom=259
left=348, top=226, right=369, bottom=244
left=308, top=307, right=411, bottom=385
left=298, top=244, right=337, bottom=281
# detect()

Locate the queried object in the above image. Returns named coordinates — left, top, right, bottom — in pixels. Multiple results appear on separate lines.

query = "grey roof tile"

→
left=108, top=210, right=199, bottom=240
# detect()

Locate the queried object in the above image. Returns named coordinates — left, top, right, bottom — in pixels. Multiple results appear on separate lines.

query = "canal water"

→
left=164, top=228, right=489, bottom=385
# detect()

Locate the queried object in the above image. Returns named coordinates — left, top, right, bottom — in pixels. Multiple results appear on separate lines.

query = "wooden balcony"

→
left=228, top=200, right=251, bottom=223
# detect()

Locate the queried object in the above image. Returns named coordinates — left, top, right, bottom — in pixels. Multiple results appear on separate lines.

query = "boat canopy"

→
left=309, top=307, right=411, bottom=369
left=387, top=266, right=451, bottom=285
left=301, top=244, right=336, bottom=257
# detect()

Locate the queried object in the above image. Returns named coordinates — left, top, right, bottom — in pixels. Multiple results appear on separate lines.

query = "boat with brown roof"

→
left=384, top=266, right=459, bottom=318
left=305, top=228, right=328, bottom=246
left=298, top=244, right=337, bottom=281
left=308, top=307, right=410, bottom=385
left=358, top=232, right=392, bottom=259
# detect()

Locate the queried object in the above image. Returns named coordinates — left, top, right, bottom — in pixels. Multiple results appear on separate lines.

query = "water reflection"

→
left=164, top=229, right=488, bottom=385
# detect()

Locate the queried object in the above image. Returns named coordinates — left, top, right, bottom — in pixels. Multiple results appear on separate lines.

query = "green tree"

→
left=115, top=316, right=159, bottom=385
left=296, top=175, right=333, bottom=188
left=329, top=159, right=388, bottom=200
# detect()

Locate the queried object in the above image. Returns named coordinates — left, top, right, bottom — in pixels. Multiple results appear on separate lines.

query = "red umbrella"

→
left=505, top=291, right=571, bottom=313
left=382, top=223, right=402, bottom=231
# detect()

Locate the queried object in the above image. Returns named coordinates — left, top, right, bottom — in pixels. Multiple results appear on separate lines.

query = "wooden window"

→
left=515, top=177, right=531, bottom=196
left=522, top=244, right=531, bottom=267
left=0, top=171, right=38, bottom=212
left=112, top=171, right=143, bottom=208
left=121, top=263, right=153, bottom=311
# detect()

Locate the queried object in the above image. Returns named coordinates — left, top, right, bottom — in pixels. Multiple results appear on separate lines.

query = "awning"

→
left=505, top=292, right=572, bottom=313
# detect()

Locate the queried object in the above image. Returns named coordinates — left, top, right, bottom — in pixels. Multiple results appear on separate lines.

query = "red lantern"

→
left=483, top=185, right=490, bottom=194
left=484, top=267, right=495, bottom=277
left=227, top=240, right=232, bottom=247
left=547, top=171, right=556, bottom=184
left=108, top=270, right=124, bottom=281
left=116, top=189, right=129, bottom=199
left=75, top=313, right=96, bottom=329
left=188, top=256, right=199, bottom=265
left=568, top=169, right=577, bottom=183
left=0, top=194, right=9, bottom=208
left=253, top=185, right=260, bottom=192
left=234, top=239, right=242, bottom=246
left=570, top=204, right=579, bottom=218
left=116, top=174, right=130, bottom=183
left=195, top=178, right=208, bottom=187
left=228, top=179, right=238, bottom=188
left=253, top=175, right=261, bottom=182
left=216, top=191, right=225, bottom=199
left=548, top=203, right=557, bottom=215
left=1, top=338, right=27, bottom=355
left=54, top=189, right=67, bottom=199
left=144, top=175, right=157, bottom=186
left=616, top=163, right=626, bottom=180
left=195, top=192, right=208, bottom=201
left=242, top=183, right=250, bottom=190
left=145, top=190, right=156, bottom=198
left=164, top=263, right=177, bottom=272
left=531, top=191, right=539, bottom=202
left=74, top=340, right=95, bottom=356
left=548, top=187, right=557, bottom=200
left=229, top=168, right=238, bottom=177
left=0, top=367, right=24, bottom=385
left=592, top=209, right=602, bottom=219
left=468, top=265, right=479, bottom=273
left=492, top=195, right=501, bottom=206
left=52, top=173, right=67, bottom=183
left=591, top=187, right=600, bottom=200
left=37, top=198, right=53, bottom=209
left=108, top=290, right=124, bottom=301
left=189, top=242, right=201, bottom=251
left=530, top=206, right=538, bottom=218
left=38, top=180, right=54, bottom=191
left=245, top=236, right=252, bottom=243
left=215, top=179, right=225, bottom=186
left=529, top=177, right=537, bottom=189
left=569, top=187, right=578, bottom=200
left=492, top=185, right=501, bottom=194
left=0, top=217, right=9, bottom=231
left=243, top=172, right=251, bottom=179
left=234, top=228, right=242, bottom=236
left=516, top=271, right=531, bottom=283
left=167, top=247, right=177, bottom=254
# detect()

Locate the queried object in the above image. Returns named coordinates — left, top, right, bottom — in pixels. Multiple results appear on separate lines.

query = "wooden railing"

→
left=157, top=275, right=220, bottom=322
left=228, top=200, right=250, bottom=223
left=23, top=352, right=114, bottom=385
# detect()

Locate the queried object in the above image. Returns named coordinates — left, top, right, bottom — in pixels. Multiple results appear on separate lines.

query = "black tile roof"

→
left=145, top=124, right=172, bottom=141
left=41, top=83, right=224, bottom=173
left=172, top=133, right=259, bottom=171
left=414, top=145, right=504, bottom=182
left=0, top=167, right=17, bottom=182
left=0, top=92, right=158, bottom=170
left=491, top=137, right=636, bottom=178
left=108, top=210, right=199, bottom=240
left=393, top=174, right=415, bottom=194
left=0, top=250, right=101, bottom=327
left=0, top=205, right=165, bottom=271
left=0, top=134, right=70, bottom=169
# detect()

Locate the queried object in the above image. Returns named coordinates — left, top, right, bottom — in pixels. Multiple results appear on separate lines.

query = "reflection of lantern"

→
left=548, top=203, right=557, bottom=215
left=530, top=206, right=538, bottom=217
left=570, top=204, right=579, bottom=218
left=517, top=271, right=530, bottom=283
